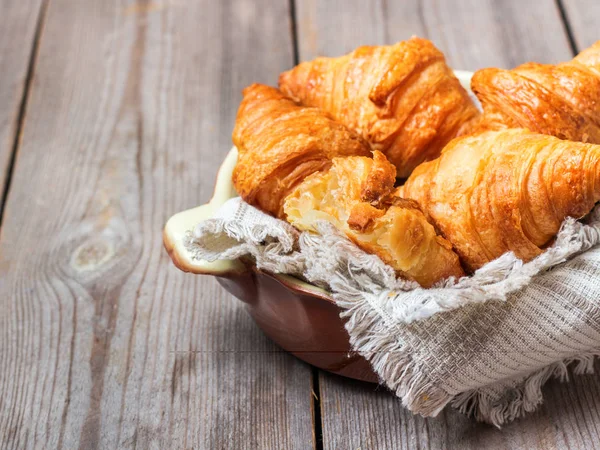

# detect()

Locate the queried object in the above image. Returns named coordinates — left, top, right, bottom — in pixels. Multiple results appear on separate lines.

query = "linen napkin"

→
left=185, top=196, right=600, bottom=426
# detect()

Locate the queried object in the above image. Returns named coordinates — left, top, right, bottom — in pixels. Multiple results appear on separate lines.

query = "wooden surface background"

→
left=1, top=0, right=599, bottom=449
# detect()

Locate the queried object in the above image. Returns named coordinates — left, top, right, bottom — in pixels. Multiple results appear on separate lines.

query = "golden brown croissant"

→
left=278, top=37, right=480, bottom=177
left=399, top=129, right=600, bottom=272
left=472, top=41, right=600, bottom=142
left=284, top=151, right=464, bottom=287
left=232, top=84, right=371, bottom=218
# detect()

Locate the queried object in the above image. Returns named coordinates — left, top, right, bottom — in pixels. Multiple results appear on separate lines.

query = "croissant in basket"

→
left=284, top=151, right=464, bottom=287
left=232, top=83, right=371, bottom=218
left=399, top=128, right=600, bottom=272
left=279, top=37, right=480, bottom=177
left=472, top=40, right=600, bottom=143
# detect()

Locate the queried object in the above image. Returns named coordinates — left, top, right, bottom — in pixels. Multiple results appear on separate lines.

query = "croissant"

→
left=232, top=84, right=371, bottom=218
left=472, top=40, right=600, bottom=142
left=279, top=37, right=480, bottom=177
left=399, top=129, right=600, bottom=272
left=284, top=151, right=464, bottom=287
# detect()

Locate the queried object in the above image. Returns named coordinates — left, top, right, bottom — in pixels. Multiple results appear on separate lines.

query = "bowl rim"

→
left=163, top=70, right=474, bottom=300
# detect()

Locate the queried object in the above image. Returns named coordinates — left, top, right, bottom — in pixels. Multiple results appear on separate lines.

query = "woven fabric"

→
left=187, top=197, right=600, bottom=426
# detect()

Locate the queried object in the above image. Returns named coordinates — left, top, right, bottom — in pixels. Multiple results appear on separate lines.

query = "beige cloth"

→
left=187, top=197, right=600, bottom=426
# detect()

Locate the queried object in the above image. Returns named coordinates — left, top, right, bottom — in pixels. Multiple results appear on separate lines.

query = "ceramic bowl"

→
left=163, top=71, right=474, bottom=383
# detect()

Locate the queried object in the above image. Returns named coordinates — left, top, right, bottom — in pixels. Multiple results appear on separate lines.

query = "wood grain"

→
left=561, top=0, right=600, bottom=50
left=294, top=1, right=600, bottom=448
left=295, top=0, right=573, bottom=69
left=0, top=0, right=45, bottom=214
left=0, top=0, right=313, bottom=448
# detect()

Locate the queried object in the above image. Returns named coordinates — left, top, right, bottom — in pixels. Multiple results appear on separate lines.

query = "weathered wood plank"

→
left=0, top=0, right=314, bottom=448
left=0, top=0, right=45, bottom=214
left=296, top=0, right=573, bottom=69
left=561, top=0, right=600, bottom=50
left=294, top=1, right=600, bottom=448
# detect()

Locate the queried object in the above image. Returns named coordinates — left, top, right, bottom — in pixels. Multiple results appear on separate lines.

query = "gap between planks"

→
left=288, top=0, right=326, bottom=447
left=312, top=366, right=324, bottom=450
left=0, top=0, right=50, bottom=228
left=556, top=0, right=579, bottom=54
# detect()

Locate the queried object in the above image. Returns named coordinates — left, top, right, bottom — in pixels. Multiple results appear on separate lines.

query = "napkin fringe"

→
left=451, top=352, right=600, bottom=426
left=335, top=289, right=454, bottom=419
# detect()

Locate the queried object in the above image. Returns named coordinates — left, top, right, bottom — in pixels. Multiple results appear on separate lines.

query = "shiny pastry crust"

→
left=399, top=129, right=600, bottom=272
left=471, top=40, right=600, bottom=142
left=232, top=84, right=371, bottom=218
left=279, top=37, right=480, bottom=177
left=284, top=151, right=464, bottom=287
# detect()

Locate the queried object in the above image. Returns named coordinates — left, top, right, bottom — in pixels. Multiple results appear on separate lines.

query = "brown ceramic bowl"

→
left=164, top=71, right=474, bottom=383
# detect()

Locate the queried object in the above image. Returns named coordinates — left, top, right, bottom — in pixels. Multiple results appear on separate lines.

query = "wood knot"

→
left=70, top=238, right=115, bottom=272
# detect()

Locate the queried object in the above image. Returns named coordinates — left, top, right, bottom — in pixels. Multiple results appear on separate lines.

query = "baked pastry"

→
left=232, top=84, right=371, bottom=218
left=472, top=40, right=600, bottom=142
left=279, top=37, right=480, bottom=177
left=284, top=151, right=464, bottom=287
left=399, top=129, right=600, bottom=271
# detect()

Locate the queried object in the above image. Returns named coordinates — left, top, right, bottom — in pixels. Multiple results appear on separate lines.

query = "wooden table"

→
left=2, top=0, right=600, bottom=448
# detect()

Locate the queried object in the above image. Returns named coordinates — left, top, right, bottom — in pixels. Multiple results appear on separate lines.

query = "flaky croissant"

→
left=284, top=151, right=464, bottom=287
left=472, top=41, right=600, bottom=142
left=399, top=129, right=600, bottom=272
left=279, top=37, right=480, bottom=177
left=232, top=84, right=371, bottom=218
